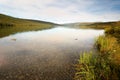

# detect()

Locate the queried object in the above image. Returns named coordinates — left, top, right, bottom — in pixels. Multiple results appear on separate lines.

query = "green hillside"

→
left=0, top=14, right=57, bottom=27
left=0, top=14, right=56, bottom=37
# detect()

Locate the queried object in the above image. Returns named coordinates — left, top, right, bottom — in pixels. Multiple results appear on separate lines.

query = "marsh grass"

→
left=96, top=35, right=120, bottom=79
left=74, top=52, right=112, bottom=80
left=95, top=36, right=117, bottom=55
left=96, top=35, right=120, bottom=63
left=75, top=35, right=120, bottom=80
left=74, top=52, right=96, bottom=80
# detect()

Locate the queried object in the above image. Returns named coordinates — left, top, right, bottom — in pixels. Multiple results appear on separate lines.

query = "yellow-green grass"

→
left=96, top=35, right=120, bottom=79
left=95, top=36, right=118, bottom=54
left=96, top=36, right=120, bottom=63
left=74, top=52, right=96, bottom=80
left=75, top=49, right=120, bottom=80
left=74, top=52, right=113, bottom=80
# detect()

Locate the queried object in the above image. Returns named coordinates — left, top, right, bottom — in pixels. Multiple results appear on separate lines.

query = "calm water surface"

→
left=0, top=27, right=104, bottom=80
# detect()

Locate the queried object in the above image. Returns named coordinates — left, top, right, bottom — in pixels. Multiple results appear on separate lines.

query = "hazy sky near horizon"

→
left=0, top=0, right=120, bottom=23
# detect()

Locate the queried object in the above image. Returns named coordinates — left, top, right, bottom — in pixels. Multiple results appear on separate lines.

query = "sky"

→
left=0, top=0, right=120, bottom=24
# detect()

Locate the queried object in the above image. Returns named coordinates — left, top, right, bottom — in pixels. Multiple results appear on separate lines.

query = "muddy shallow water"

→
left=0, top=27, right=104, bottom=80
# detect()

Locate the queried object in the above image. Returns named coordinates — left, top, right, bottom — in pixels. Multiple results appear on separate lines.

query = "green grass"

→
left=96, top=35, right=120, bottom=65
left=95, top=36, right=118, bottom=54
left=74, top=52, right=112, bottom=80
left=74, top=51, right=119, bottom=80
left=74, top=52, right=96, bottom=80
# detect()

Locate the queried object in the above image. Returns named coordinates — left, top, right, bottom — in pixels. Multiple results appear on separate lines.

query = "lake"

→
left=0, top=26, right=104, bottom=80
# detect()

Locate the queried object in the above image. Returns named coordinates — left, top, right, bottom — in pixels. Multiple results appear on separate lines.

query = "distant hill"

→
left=0, top=14, right=57, bottom=38
left=0, top=14, right=57, bottom=27
left=79, top=21, right=120, bottom=29
left=63, top=21, right=120, bottom=29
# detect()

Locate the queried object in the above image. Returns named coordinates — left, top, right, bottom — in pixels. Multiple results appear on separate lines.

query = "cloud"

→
left=0, top=0, right=120, bottom=23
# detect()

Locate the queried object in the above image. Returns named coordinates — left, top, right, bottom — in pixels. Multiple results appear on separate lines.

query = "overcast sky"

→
left=0, top=0, right=120, bottom=23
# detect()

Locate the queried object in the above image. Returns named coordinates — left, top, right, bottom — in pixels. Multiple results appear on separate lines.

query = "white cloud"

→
left=0, top=0, right=120, bottom=23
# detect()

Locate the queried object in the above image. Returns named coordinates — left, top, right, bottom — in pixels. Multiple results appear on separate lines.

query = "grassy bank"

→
left=74, top=52, right=112, bottom=80
left=74, top=26, right=120, bottom=80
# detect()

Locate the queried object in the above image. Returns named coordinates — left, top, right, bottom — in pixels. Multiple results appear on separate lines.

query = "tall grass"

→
left=96, top=36, right=120, bottom=63
left=74, top=52, right=96, bottom=80
left=96, top=35, right=120, bottom=79
left=95, top=36, right=117, bottom=56
left=74, top=52, right=112, bottom=80
left=75, top=35, right=120, bottom=80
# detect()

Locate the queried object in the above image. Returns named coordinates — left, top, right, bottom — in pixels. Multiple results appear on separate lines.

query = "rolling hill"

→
left=0, top=14, right=57, bottom=37
left=0, top=14, right=56, bottom=27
